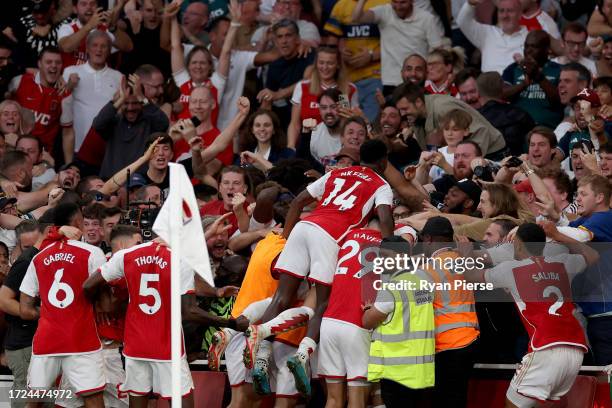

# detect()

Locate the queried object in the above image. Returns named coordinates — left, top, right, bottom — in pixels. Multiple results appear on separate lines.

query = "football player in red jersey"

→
left=464, top=222, right=600, bottom=408
left=19, top=203, right=107, bottom=407
left=84, top=237, right=249, bottom=407
left=243, top=139, right=395, bottom=397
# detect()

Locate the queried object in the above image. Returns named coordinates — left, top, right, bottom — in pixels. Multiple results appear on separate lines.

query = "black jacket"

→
left=478, top=100, right=536, bottom=156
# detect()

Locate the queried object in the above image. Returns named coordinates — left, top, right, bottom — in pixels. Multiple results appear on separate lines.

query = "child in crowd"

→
left=429, top=109, right=472, bottom=181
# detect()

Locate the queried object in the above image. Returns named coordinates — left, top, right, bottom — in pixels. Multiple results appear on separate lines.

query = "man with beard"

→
left=431, top=141, right=482, bottom=196
left=401, top=54, right=427, bottom=87
left=57, top=161, right=81, bottom=191
left=502, top=30, right=562, bottom=129
left=134, top=64, right=171, bottom=118
left=10, top=47, right=75, bottom=163
left=308, top=89, right=343, bottom=168
left=439, top=179, right=481, bottom=215
left=378, top=103, right=422, bottom=169
left=392, top=82, right=506, bottom=158
left=93, top=74, right=169, bottom=180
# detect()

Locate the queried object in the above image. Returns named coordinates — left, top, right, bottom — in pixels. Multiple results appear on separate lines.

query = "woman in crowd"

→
left=0, top=100, right=33, bottom=147
left=239, top=110, right=295, bottom=171
left=424, top=47, right=465, bottom=96
left=170, top=3, right=237, bottom=124
left=402, top=183, right=533, bottom=241
left=287, top=46, right=358, bottom=149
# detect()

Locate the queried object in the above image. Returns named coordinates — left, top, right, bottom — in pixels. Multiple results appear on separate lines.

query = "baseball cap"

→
left=128, top=173, right=147, bottom=189
left=421, top=216, right=454, bottom=239
left=0, top=196, right=17, bottom=212
left=514, top=179, right=535, bottom=195
left=454, top=178, right=482, bottom=204
left=31, top=0, right=53, bottom=13
left=335, top=147, right=360, bottom=164
left=571, top=88, right=601, bottom=107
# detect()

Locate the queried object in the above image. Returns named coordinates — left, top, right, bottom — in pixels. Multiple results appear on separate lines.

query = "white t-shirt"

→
left=214, top=50, right=257, bottom=130
left=310, top=122, right=342, bottom=163
left=62, top=63, right=123, bottom=150
left=429, top=146, right=454, bottom=181
left=457, top=2, right=528, bottom=74
left=370, top=5, right=445, bottom=86
left=553, top=56, right=598, bottom=77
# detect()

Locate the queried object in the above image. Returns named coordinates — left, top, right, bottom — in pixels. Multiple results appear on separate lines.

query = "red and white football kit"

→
left=319, top=228, right=381, bottom=384
left=10, top=72, right=73, bottom=153
left=99, top=242, right=195, bottom=398
left=485, top=253, right=588, bottom=406
left=19, top=239, right=107, bottom=395
left=275, top=165, right=392, bottom=285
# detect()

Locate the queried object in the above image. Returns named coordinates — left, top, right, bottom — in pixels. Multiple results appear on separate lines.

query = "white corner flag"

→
left=152, top=162, right=214, bottom=286
left=152, top=162, right=214, bottom=406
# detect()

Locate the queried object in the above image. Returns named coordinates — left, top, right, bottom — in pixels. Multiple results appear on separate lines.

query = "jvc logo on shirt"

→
left=347, top=25, right=371, bottom=38
left=34, top=111, right=51, bottom=126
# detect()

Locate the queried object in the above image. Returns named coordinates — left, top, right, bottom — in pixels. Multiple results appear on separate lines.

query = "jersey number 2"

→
left=543, top=285, right=563, bottom=316
left=322, top=178, right=361, bottom=211
left=139, top=274, right=161, bottom=315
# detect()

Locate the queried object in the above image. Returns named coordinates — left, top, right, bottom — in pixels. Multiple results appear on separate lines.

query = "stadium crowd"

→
left=0, top=0, right=610, bottom=406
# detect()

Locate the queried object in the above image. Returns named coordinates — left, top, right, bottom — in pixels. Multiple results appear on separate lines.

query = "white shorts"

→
left=507, top=346, right=584, bottom=407
left=56, top=348, right=128, bottom=408
left=318, top=318, right=370, bottom=386
left=28, top=350, right=106, bottom=395
left=270, top=342, right=299, bottom=398
left=120, top=356, right=194, bottom=399
left=226, top=332, right=252, bottom=387
left=275, top=222, right=339, bottom=285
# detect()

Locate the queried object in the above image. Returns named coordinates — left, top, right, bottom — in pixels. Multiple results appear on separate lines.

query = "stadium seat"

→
left=540, top=375, right=598, bottom=408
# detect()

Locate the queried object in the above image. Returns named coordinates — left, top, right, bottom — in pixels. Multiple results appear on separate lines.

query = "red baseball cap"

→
left=571, top=88, right=601, bottom=107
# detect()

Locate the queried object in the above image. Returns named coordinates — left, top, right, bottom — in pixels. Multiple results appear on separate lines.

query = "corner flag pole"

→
left=169, top=167, right=182, bottom=407
left=153, top=163, right=216, bottom=406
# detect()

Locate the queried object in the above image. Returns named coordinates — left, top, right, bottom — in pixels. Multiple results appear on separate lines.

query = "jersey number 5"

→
left=321, top=178, right=361, bottom=211
left=139, top=274, right=162, bottom=315
left=48, top=268, right=75, bottom=309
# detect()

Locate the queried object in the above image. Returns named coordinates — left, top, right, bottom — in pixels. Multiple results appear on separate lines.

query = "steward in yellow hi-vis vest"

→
left=365, top=266, right=435, bottom=407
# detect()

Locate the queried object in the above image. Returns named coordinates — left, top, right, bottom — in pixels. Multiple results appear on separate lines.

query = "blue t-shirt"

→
left=569, top=210, right=612, bottom=242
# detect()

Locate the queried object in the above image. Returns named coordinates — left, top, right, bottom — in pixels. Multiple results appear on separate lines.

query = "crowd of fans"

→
left=0, top=0, right=609, bottom=406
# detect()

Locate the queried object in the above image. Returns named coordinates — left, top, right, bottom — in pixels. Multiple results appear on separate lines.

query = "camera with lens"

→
left=120, top=204, right=160, bottom=241
left=473, top=165, right=495, bottom=182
